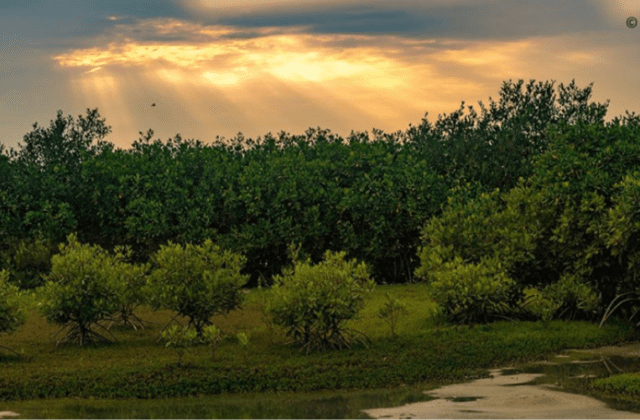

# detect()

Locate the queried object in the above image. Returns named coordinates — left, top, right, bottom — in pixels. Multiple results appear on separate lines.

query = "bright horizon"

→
left=1, top=0, right=639, bottom=151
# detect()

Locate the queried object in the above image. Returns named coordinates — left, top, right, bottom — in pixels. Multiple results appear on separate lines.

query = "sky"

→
left=1, top=0, right=639, bottom=151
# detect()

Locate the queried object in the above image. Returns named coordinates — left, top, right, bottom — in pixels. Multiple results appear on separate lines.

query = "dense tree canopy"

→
left=0, top=79, right=619, bottom=287
left=416, top=112, right=640, bottom=323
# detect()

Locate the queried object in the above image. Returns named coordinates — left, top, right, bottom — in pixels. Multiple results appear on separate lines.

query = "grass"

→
left=590, top=373, right=640, bottom=400
left=0, top=283, right=637, bottom=401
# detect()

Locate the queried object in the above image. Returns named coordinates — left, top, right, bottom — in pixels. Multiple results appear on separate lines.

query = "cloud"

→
left=2, top=0, right=638, bottom=152
left=185, top=0, right=611, bottom=40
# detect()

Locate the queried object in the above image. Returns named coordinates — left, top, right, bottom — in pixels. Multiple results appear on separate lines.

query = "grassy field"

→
left=0, top=283, right=637, bottom=401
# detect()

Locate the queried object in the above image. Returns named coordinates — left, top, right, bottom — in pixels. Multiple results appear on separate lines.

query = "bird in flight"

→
left=151, top=103, right=156, bottom=107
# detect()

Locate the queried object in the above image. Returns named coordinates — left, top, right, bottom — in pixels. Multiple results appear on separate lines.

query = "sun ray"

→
left=51, top=17, right=622, bottom=142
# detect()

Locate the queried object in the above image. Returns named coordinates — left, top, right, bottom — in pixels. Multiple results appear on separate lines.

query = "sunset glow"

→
left=2, top=1, right=639, bottom=150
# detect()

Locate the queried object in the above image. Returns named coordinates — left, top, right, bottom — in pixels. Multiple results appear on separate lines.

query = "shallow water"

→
left=3, top=387, right=436, bottom=419
left=501, top=352, right=640, bottom=414
left=366, top=346, right=640, bottom=419
left=5, top=346, right=640, bottom=419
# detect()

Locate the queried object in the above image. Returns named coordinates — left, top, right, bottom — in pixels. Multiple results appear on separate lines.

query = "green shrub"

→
left=415, top=116, right=640, bottom=324
left=0, top=269, right=27, bottom=355
left=540, top=273, right=599, bottom=320
left=161, top=324, right=198, bottom=365
left=147, top=240, right=249, bottom=337
left=269, top=250, right=375, bottom=352
left=377, top=293, right=407, bottom=337
left=415, top=185, right=548, bottom=288
left=425, top=257, right=522, bottom=324
left=523, top=289, right=559, bottom=326
left=202, top=324, right=223, bottom=361
left=111, top=248, right=150, bottom=330
left=9, top=235, right=56, bottom=289
left=237, top=332, right=250, bottom=360
left=598, top=174, right=640, bottom=325
left=39, top=234, right=125, bottom=346
left=591, top=372, right=640, bottom=396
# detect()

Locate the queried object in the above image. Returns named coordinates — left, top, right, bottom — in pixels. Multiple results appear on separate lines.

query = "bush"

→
left=540, top=273, right=599, bottom=321
left=160, top=324, right=198, bottom=365
left=9, top=235, right=57, bottom=289
left=0, top=269, right=27, bottom=355
left=202, top=324, right=223, bottom=361
left=39, top=234, right=126, bottom=346
left=424, top=257, right=523, bottom=324
left=110, top=247, right=150, bottom=330
left=269, top=250, right=375, bottom=352
left=415, top=185, right=548, bottom=288
left=377, top=293, right=407, bottom=337
left=147, top=240, right=249, bottom=337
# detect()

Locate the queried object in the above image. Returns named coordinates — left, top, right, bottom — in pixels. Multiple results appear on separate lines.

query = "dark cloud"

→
left=0, top=0, right=189, bottom=43
left=0, top=0, right=186, bottom=18
left=214, top=0, right=609, bottom=40
left=0, top=0, right=612, bottom=49
left=217, top=6, right=441, bottom=35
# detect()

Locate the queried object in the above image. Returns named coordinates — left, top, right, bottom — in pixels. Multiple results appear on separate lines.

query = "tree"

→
left=110, top=246, right=150, bottom=330
left=14, top=108, right=111, bottom=171
left=405, top=79, right=610, bottom=191
left=415, top=114, right=640, bottom=323
left=147, top=240, right=248, bottom=337
left=269, top=250, right=375, bottom=352
left=39, top=234, right=126, bottom=345
left=8, top=109, right=112, bottom=246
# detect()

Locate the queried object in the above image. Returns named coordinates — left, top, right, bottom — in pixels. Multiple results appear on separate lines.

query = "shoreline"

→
left=366, top=368, right=640, bottom=419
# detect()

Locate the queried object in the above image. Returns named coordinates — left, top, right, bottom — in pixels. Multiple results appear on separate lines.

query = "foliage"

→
left=539, top=273, right=600, bottom=321
left=417, top=113, right=640, bottom=323
left=110, top=248, right=150, bottom=330
left=523, top=289, right=559, bottom=326
left=415, top=186, right=545, bottom=283
left=237, top=332, right=250, bottom=349
left=202, top=325, right=223, bottom=361
left=0, top=79, right=613, bottom=285
left=7, top=235, right=57, bottom=289
left=13, top=108, right=111, bottom=170
left=405, top=78, right=610, bottom=191
left=269, top=250, right=375, bottom=352
left=598, top=174, right=640, bottom=326
left=423, top=257, right=523, bottom=324
left=606, top=174, right=640, bottom=275
left=38, top=234, right=125, bottom=346
left=6, top=109, right=112, bottom=246
left=415, top=185, right=548, bottom=323
left=237, top=332, right=250, bottom=360
left=0, top=270, right=27, bottom=355
left=161, top=324, right=198, bottom=365
left=525, top=115, right=640, bottom=308
left=591, top=372, right=640, bottom=397
left=147, top=240, right=249, bottom=337
left=377, top=293, right=408, bottom=337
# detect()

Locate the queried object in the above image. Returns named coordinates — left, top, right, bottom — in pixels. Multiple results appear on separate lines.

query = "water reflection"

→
left=502, top=353, right=640, bottom=414
left=7, top=387, right=436, bottom=419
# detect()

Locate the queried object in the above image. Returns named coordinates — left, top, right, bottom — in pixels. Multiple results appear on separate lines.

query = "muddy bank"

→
left=365, top=343, right=640, bottom=419
left=366, top=368, right=638, bottom=419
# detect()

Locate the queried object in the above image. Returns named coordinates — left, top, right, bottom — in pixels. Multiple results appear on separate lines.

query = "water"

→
left=3, top=387, right=436, bottom=419
left=499, top=352, right=640, bottom=414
